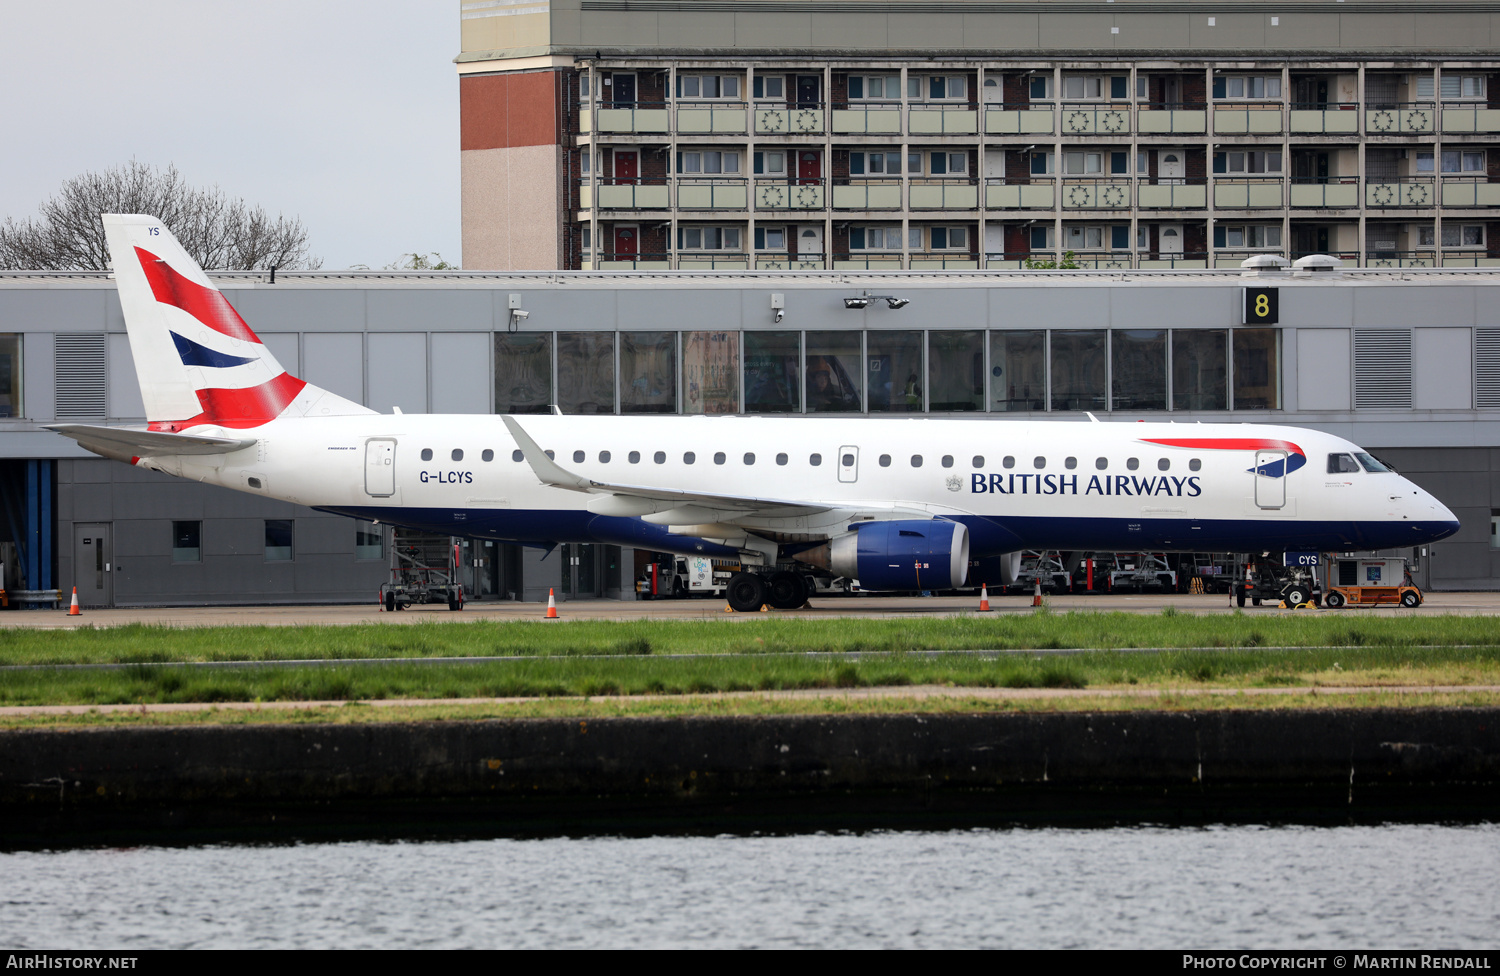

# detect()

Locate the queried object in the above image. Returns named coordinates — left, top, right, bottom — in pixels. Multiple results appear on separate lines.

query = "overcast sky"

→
left=1, top=1, right=459, bottom=270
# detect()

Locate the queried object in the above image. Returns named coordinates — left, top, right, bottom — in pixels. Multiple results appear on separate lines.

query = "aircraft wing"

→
left=45, top=424, right=258, bottom=460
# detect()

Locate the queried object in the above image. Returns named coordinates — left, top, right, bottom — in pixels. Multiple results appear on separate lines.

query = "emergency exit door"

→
left=74, top=523, right=112, bottom=607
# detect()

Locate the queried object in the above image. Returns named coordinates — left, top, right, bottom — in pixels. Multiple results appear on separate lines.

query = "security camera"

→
left=774, top=308, right=785, bottom=323
left=511, top=309, right=529, bottom=320
left=844, top=297, right=869, bottom=310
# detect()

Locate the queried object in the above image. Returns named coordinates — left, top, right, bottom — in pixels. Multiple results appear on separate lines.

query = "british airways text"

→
left=971, top=473, right=1203, bottom=496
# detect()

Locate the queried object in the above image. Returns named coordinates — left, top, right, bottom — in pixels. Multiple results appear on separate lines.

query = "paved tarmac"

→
left=3, top=590, right=1499, bottom=628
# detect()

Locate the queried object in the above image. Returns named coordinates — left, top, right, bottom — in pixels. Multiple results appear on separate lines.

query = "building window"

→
left=928, top=331, right=983, bottom=412
left=1064, top=225, right=1130, bottom=251
left=264, top=520, right=293, bottom=562
left=0, top=334, right=19, bottom=418
left=921, top=152, right=968, bottom=176
left=1029, top=226, right=1056, bottom=250
left=1050, top=330, right=1108, bottom=412
left=1062, top=75, right=1110, bottom=100
left=910, top=75, right=968, bottom=100
left=1214, top=225, right=1282, bottom=249
left=678, top=226, right=743, bottom=250
left=924, top=226, right=969, bottom=250
left=1029, top=75, right=1053, bottom=100
left=1419, top=225, right=1485, bottom=248
left=1233, top=329, right=1281, bottom=410
left=753, top=151, right=786, bottom=175
left=868, top=331, right=924, bottom=413
left=848, top=76, right=899, bottom=100
left=1417, top=150, right=1485, bottom=173
left=677, top=74, right=740, bottom=99
left=806, top=332, right=862, bottom=412
left=1173, top=330, right=1228, bottom=411
left=620, top=331, right=677, bottom=414
left=1029, top=152, right=1056, bottom=175
left=754, top=226, right=787, bottom=250
left=172, top=521, right=200, bottom=563
left=1216, top=75, right=1281, bottom=99
left=1419, top=75, right=1485, bottom=100
left=1213, top=150, right=1282, bottom=174
left=990, top=331, right=1046, bottom=412
left=677, top=150, right=741, bottom=175
left=1063, top=151, right=1104, bottom=175
left=850, top=226, right=903, bottom=250
left=1112, top=330, right=1168, bottom=412
left=355, top=521, right=383, bottom=560
left=848, top=151, right=902, bottom=175
left=495, top=333, right=553, bottom=414
left=557, top=332, right=616, bottom=415
left=754, top=75, right=785, bottom=100
left=745, top=331, right=800, bottom=413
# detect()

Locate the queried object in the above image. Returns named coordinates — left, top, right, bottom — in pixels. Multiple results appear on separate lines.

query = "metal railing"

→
left=1212, top=103, right=1284, bottom=135
left=831, top=178, right=904, bottom=210
left=829, top=102, right=904, bottom=134
left=676, top=178, right=750, bottom=210
left=1059, top=103, right=1131, bottom=135
left=754, top=102, right=825, bottom=135
left=674, top=100, right=749, bottom=134
left=1059, top=178, right=1133, bottom=209
left=908, top=103, right=980, bottom=134
left=983, top=176, right=1055, bottom=210
left=1364, top=103, right=1435, bottom=134
left=1440, top=176, right=1500, bottom=207
left=1363, top=251, right=1438, bottom=268
left=754, top=178, right=827, bottom=210
left=1288, top=103, right=1360, bottom=134
left=1439, top=101, right=1500, bottom=133
left=1136, top=178, right=1208, bottom=209
left=909, top=178, right=980, bottom=210
left=1288, top=178, right=1358, bottom=208
left=1364, top=176, right=1436, bottom=208
left=1136, top=102, right=1208, bottom=134
left=983, top=104, right=1055, bottom=134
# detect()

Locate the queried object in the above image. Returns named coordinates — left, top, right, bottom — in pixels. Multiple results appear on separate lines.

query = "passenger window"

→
left=1157, top=458, right=1170, bottom=471
left=452, top=449, right=464, bottom=462
left=1126, top=458, right=1139, bottom=470
left=879, top=454, right=892, bottom=467
left=1003, top=456, right=1015, bottom=469
left=1065, top=457, right=1077, bottom=469
left=841, top=453, right=853, bottom=466
left=421, top=449, right=433, bottom=461
left=654, top=451, right=666, bottom=464
left=911, top=455, right=923, bottom=468
left=481, top=449, right=494, bottom=462
left=1189, top=458, right=1201, bottom=471
left=1033, top=456, right=1045, bottom=469
left=1328, top=453, right=1361, bottom=474
left=512, top=450, right=523, bottom=462
left=1095, top=457, right=1108, bottom=470
left=810, top=454, right=822, bottom=466
left=941, top=456, right=954, bottom=468
left=600, top=451, right=611, bottom=463
left=684, top=452, right=695, bottom=464
left=573, top=450, right=585, bottom=463
left=544, top=450, right=555, bottom=460
left=776, top=453, right=788, bottom=465
left=629, top=451, right=641, bottom=464
left=972, top=456, right=984, bottom=468
left=744, top=453, right=755, bottom=465
left=714, top=452, right=726, bottom=465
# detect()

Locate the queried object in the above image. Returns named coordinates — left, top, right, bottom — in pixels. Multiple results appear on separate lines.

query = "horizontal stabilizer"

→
left=45, top=424, right=257, bottom=461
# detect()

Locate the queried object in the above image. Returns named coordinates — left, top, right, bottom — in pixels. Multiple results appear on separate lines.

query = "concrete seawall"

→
left=3, top=707, right=1498, bottom=842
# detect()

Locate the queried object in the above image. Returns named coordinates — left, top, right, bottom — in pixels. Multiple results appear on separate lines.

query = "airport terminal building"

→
left=0, top=262, right=1496, bottom=605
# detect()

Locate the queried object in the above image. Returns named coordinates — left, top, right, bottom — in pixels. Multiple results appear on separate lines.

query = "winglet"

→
left=500, top=416, right=593, bottom=492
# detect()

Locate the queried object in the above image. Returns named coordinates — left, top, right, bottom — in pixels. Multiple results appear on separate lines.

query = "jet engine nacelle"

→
left=970, top=550, right=1023, bottom=587
left=828, top=519, right=970, bottom=590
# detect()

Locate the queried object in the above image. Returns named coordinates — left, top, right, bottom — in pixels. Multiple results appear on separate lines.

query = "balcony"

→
left=580, top=102, right=671, bottom=134
left=909, top=178, right=979, bottom=210
left=909, top=252, right=979, bottom=270
left=1441, top=102, right=1500, bottom=133
left=582, top=252, right=672, bottom=271
left=579, top=180, right=671, bottom=211
left=984, top=105, right=1054, bottom=135
left=1137, top=253, right=1209, bottom=269
left=1441, top=177, right=1500, bottom=207
left=1439, top=251, right=1500, bottom=268
left=1364, top=103, right=1435, bottom=135
left=1060, top=178, right=1132, bottom=210
left=1288, top=179, right=1358, bottom=208
left=1058, top=252, right=1133, bottom=269
left=1288, top=104, right=1360, bottom=134
left=1137, top=179, right=1207, bottom=209
left=676, top=101, right=748, bottom=135
left=755, top=254, right=827, bottom=270
left=1136, top=103, right=1207, bottom=135
left=984, top=177, right=1055, bottom=210
left=908, top=104, right=978, bottom=135
left=677, top=179, right=749, bottom=210
left=1212, top=104, right=1283, bottom=135
left=677, top=253, right=750, bottom=271
left=831, top=103, right=902, bottom=134
left=1215, top=178, right=1286, bottom=209
left=1364, top=251, right=1437, bottom=268
left=1364, top=177, right=1436, bottom=209
left=1212, top=250, right=1286, bottom=268
left=833, top=253, right=905, bottom=270
left=1060, top=104, right=1131, bottom=136
left=755, top=104, right=825, bottom=135
left=831, top=179, right=904, bottom=211
left=754, top=179, right=826, bottom=211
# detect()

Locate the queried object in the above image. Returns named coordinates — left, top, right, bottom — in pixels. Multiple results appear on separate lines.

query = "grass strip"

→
left=1, top=611, right=1498, bottom=667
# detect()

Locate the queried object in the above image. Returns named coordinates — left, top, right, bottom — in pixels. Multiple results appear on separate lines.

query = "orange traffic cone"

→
left=67, top=586, right=81, bottom=616
left=1032, top=577, right=1043, bottom=607
left=979, top=583, right=991, bottom=612
left=545, top=588, right=558, bottom=618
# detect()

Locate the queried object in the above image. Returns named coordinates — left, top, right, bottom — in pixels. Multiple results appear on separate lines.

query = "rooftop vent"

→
left=1239, top=254, right=1291, bottom=278
left=1292, top=254, right=1343, bottom=277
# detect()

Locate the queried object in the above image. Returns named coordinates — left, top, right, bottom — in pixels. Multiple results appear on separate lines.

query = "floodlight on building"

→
left=843, top=297, right=870, bottom=310
left=885, top=297, right=909, bottom=310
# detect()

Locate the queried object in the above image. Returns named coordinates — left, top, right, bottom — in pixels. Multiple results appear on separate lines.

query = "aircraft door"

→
left=1254, top=450, right=1287, bottom=509
left=365, top=438, right=396, bottom=497
left=838, top=445, right=859, bottom=483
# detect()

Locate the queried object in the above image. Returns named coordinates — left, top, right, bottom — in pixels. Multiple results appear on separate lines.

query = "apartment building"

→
left=457, top=0, right=1500, bottom=271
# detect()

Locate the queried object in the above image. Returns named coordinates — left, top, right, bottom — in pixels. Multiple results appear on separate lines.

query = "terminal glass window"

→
left=989, top=331, right=1045, bottom=412
left=0, top=335, right=19, bottom=418
left=744, top=332, right=800, bottom=413
left=1050, top=330, right=1107, bottom=412
left=1172, top=330, right=1228, bottom=411
left=355, top=521, right=383, bottom=560
left=927, top=331, right=983, bottom=412
left=1111, top=330, right=1167, bottom=411
left=867, top=331, right=923, bottom=412
left=683, top=331, right=739, bottom=414
left=1233, top=329, right=1281, bottom=409
left=805, top=332, right=862, bottom=412
left=171, top=521, right=200, bottom=563
left=264, top=520, right=293, bottom=562
left=620, top=331, right=677, bottom=413
left=494, top=333, right=552, bottom=414
left=557, top=332, right=616, bottom=415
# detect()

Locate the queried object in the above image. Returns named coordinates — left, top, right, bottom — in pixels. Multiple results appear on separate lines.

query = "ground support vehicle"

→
left=1233, top=554, right=1319, bottom=608
left=1320, top=556, right=1422, bottom=608
left=381, top=534, right=463, bottom=611
left=1005, top=551, right=1072, bottom=594
left=638, top=555, right=733, bottom=599
left=1105, top=553, right=1179, bottom=593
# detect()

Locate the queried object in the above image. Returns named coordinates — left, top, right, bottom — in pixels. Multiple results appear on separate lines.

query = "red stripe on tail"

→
left=135, top=246, right=262, bottom=344
left=149, top=372, right=306, bottom=431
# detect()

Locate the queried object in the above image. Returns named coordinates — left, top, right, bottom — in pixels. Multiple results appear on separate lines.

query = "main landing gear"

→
left=725, top=571, right=813, bottom=612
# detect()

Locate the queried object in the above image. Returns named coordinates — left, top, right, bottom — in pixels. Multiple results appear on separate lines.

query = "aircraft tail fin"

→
left=102, top=214, right=374, bottom=430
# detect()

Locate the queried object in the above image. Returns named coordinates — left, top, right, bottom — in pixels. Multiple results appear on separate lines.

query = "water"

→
left=3, top=824, right=1496, bottom=949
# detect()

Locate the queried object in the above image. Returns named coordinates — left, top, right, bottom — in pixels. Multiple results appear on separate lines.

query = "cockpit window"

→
left=1354, top=452, right=1392, bottom=473
left=1327, top=453, right=1361, bottom=474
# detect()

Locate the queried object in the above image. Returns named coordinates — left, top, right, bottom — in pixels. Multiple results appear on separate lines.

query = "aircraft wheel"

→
left=1325, top=591, right=1346, bottom=609
left=1283, top=586, right=1309, bottom=607
left=726, top=572, right=767, bottom=613
left=672, top=578, right=687, bottom=599
left=767, top=571, right=805, bottom=610
left=1400, top=590, right=1422, bottom=608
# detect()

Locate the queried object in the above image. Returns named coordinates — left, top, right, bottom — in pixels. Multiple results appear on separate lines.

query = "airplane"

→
left=45, top=214, right=1460, bottom=612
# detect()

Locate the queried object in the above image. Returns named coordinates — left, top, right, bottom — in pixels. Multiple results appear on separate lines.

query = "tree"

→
left=0, top=161, right=320, bottom=271
left=1023, top=250, right=1081, bottom=270
left=385, top=252, right=457, bottom=270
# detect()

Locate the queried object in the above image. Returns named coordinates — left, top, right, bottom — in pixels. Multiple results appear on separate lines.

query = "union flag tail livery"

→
left=101, top=214, right=372, bottom=430
left=46, top=213, right=1459, bottom=610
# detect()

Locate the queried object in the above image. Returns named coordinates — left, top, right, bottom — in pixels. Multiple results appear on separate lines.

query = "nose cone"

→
left=1410, top=480, right=1461, bottom=544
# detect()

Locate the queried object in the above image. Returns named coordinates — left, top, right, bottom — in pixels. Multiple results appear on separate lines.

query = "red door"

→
left=613, top=227, right=637, bottom=257
left=614, top=151, right=638, bottom=183
left=797, top=151, right=821, bottom=184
